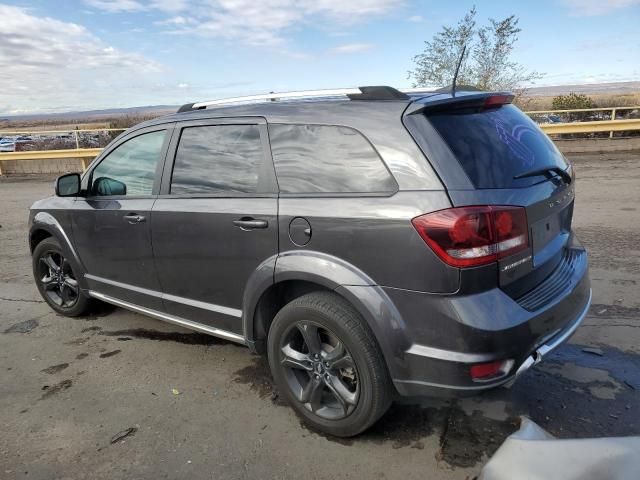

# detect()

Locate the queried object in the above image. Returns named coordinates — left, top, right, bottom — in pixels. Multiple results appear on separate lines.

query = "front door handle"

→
left=233, top=217, right=268, bottom=230
left=123, top=213, right=146, bottom=224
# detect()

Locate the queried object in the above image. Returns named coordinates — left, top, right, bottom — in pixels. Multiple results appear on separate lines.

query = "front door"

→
left=72, top=127, right=172, bottom=309
left=151, top=119, right=278, bottom=334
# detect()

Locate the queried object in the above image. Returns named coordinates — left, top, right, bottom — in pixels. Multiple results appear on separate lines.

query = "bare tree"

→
left=408, top=7, right=542, bottom=95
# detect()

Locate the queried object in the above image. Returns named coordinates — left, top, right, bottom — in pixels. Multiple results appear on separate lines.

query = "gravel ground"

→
left=0, top=151, right=639, bottom=480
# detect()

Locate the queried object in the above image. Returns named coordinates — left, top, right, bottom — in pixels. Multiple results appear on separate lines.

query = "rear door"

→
left=405, top=99, right=574, bottom=295
left=151, top=117, right=278, bottom=334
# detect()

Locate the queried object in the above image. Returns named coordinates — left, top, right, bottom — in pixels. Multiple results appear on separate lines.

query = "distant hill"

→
left=1, top=81, right=638, bottom=121
left=524, top=81, right=639, bottom=97
left=1, top=105, right=178, bottom=122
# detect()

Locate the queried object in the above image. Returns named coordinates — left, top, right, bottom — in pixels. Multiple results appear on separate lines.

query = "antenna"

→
left=451, top=44, right=467, bottom=97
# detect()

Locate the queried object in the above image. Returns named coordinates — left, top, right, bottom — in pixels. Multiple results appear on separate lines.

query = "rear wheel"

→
left=267, top=292, right=392, bottom=437
left=32, top=237, right=91, bottom=317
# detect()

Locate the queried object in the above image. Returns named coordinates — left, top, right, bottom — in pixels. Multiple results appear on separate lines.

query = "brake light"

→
left=411, top=206, right=529, bottom=268
left=483, top=94, right=513, bottom=109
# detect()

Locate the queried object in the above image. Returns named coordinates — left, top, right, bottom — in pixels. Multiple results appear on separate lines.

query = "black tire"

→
left=32, top=237, right=92, bottom=317
left=267, top=291, right=392, bottom=437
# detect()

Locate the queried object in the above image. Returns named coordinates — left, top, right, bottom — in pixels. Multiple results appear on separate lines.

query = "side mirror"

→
left=92, top=176, right=127, bottom=196
left=55, top=173, right=81, bottom=197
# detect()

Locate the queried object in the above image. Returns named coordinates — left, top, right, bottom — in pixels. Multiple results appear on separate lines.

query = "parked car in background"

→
left=28, top=86, right=591, bottom=437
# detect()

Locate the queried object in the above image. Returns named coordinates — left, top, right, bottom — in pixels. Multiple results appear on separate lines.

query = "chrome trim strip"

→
left=88, top=290, right=246, bottom=345
left=394, top=376, right=513, bottom=391
left=85, top=274, right=242, bottom=318
left=405, top=343, right=497, bottom=364
left=193, top=88, right=361, bottom=108
left=85, top=274, right=163, bottom=298
left=163, top=292, right=242, bottom=318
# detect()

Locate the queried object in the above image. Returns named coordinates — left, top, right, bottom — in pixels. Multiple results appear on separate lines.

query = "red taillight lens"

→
left=483, top=94, right=513, bottom=109
left=411, top=206, right=529, bottom=268
left=470, top=359, right=514, bottom=381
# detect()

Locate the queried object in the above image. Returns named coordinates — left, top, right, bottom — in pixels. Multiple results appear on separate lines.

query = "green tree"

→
left=551, top=92, right=596, bottom=110
left=408, top=7, right=542, bottom=95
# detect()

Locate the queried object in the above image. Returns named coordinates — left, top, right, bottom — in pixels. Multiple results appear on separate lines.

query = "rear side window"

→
left=171, top=124, right=264, bottom=195
left=428, top=104, right=568, bottom=189
left=269, top=124, right=396, bottom=194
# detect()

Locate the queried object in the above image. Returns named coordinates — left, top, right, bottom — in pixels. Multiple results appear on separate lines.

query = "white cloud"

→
left=407, top=15, right=423, bottom=22
left=329, top=43, right=375, bottom=54
left=560, top=0, right=640, bottom=16
left=83, top=0, right=145, bottom=12
left=0, top=4, right=161, bottom=114
left=85, top=0, right=403, bottom=46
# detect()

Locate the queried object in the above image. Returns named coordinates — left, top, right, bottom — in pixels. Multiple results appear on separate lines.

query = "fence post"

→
left=74, top=129, right=80, bottom=149
left=610, top=108, right=617, bottom=139
left=0, top=159, right=3, bottom=176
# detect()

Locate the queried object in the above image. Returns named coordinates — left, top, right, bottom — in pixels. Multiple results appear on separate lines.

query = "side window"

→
left=170, top=124, right=264, bottom=195
left=269, top=124, right=396, bottom=194
left=91, top=130, right=166, bottom=196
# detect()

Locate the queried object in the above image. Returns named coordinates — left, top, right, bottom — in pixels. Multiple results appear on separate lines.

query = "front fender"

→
left=30, top=211, right=89, bottom=290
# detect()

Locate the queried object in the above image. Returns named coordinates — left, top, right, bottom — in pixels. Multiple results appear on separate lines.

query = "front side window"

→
left=269, top=124, right=396, bottom=194
left=170, top=124, right=264, bottom=195
left=91, top=130, right=166, bottom=196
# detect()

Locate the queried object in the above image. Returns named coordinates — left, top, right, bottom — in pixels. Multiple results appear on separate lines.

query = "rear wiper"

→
left=514, top=166, right=572, bottom=184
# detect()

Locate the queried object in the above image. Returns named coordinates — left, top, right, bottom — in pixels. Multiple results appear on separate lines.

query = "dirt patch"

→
left=41, top=363, right=69, bottom=375
left=99, top=350, right=121, bottom=358
left=75, top=353, right=88, bottom=360
left=3, top=318, right=39, bottom=333
left=81, top=326, right=102, bottom=333
left=40, top=379, right=72, bottom=399
left=99, top=328, right=234, bottom=346
left=233, top=356, right=285, bottom=406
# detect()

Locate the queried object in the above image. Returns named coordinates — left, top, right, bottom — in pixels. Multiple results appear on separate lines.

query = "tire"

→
left=32, top=237, right=92, bottom=317
left=267, top=291, right=392, bottom=437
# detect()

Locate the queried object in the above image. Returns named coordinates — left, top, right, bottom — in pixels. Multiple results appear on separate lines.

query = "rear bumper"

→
left=387, top=245, right=591, bottom=397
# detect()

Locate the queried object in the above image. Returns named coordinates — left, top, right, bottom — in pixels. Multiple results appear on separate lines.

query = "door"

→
left=151, top=118, right=278, bottom=334
left=72, top=126, right=172, bottom=309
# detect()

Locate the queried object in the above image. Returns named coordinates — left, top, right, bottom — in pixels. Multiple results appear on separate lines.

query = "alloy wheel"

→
left=279, top=321, right=359, bottom=420
left=37, top=251, right=79, bottom=309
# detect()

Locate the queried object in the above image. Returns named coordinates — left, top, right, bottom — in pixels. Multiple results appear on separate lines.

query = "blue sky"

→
left=1, top=0, right=639, bottom=114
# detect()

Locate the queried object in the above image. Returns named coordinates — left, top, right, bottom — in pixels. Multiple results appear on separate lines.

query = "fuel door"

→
left=288, top=217, right=311, bottom=246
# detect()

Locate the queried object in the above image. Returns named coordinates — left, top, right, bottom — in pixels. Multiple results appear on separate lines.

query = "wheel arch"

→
left=242, top=251, right=410, bottom=379
left=29, top=212, right=88, bottom=289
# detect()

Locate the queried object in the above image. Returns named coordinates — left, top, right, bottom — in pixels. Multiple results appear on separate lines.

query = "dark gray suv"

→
left=29, top=86, right=591, bottom=437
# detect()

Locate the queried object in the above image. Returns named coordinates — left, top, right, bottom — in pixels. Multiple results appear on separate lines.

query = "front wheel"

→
left=32, top=237, right=92, bottom=317
left=267, top=292, right=392, bottom=437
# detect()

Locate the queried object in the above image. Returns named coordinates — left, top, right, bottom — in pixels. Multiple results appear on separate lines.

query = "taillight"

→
left=411, top=206, right=529, bottom=268
left=470, top=359, right=514, bottom=381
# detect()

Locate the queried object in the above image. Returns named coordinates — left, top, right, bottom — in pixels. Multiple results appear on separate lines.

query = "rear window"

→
left=428, top=104, right=568, bottom=189
left=269, top=124, right=396, bottom=194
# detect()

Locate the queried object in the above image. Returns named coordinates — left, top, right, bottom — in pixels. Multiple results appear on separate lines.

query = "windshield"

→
left=428, top=104, right=568, bottom=189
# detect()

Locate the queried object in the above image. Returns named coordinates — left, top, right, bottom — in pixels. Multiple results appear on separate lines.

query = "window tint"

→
left=427, top=104, right=568, bottom=189
left=269, top=124, right=396, bottom=194
left=91, top=130, right=165, bottom=196
left=171, top=125, right=264, bottom=195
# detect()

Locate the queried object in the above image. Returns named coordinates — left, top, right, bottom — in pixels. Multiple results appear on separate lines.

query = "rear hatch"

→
left=404, top=93, right=575, bottom=301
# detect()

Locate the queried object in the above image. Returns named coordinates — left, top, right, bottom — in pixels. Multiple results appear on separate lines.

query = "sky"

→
left=0, top=0, right=639, bottom=115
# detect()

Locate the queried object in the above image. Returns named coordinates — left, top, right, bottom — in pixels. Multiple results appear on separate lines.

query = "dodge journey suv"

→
left=29, top=86, right=591, bottom=437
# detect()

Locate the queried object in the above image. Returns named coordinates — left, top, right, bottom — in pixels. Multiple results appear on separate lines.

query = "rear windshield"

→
left=427, top=104, right=568, bottom=189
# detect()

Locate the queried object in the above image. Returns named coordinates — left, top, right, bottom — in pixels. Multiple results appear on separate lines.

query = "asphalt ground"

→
left=1, top=151, right=639, bottom=479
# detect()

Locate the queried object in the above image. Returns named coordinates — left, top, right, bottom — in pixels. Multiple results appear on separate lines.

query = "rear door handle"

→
left=233, top=218, right=268, bottom=230
left=123, top=213, right=146, bottom=224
